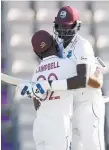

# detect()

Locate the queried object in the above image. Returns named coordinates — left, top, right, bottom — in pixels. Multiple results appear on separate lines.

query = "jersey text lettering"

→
left=36, top=62, right=60, bottom=73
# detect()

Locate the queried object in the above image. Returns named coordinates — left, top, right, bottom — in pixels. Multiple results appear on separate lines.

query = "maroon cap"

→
left=31, top=30, right=53, bottom=54
left=55, top=6, right=80, bottom=25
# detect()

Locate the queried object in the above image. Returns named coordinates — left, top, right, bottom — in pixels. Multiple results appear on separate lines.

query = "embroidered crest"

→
left=67, top=50, right=72, bottom=58
left=40, top=42, right=46, bottom=48
left=60, top=11, right=67, bottom=18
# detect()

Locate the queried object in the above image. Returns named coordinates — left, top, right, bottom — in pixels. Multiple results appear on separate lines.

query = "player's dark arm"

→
left=49, top=64, right=102, bottom=90
left=67, top=64, right=87, bottom=89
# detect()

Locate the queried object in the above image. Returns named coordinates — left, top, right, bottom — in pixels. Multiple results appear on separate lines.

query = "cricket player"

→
left=30, top=28, right=105, bottom=150
left=52, top=6, right=105, bottom=150
left=31, top=30, right=74, bottom=150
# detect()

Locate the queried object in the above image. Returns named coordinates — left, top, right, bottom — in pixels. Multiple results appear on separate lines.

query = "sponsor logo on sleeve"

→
left=81, top=56, right=87, bottom=60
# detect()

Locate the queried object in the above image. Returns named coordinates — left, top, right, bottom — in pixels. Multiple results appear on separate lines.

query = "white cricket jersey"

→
left=59, top=33, right=95, bottom=64
left=32, top=55, right=76, bottom=117
left=58, top=33, right=103, bottom=95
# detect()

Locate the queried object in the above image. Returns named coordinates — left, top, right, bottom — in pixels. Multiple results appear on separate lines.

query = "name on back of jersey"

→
left=36, top=61, right=60, bottom=73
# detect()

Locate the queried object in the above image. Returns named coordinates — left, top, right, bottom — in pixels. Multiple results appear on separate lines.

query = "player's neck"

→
left=63, top=34, right=78, bottom=48
left=43, top=53, right=57, bottom=59
left=63, top=36, right=73, bottom=48
left=42, top=47, right=58, bottom=58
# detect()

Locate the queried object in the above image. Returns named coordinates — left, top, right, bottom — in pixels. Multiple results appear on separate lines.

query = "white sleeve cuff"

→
left=51, top=79, right=67, bottom=91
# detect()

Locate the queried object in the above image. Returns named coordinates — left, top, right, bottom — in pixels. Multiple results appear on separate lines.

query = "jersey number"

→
left=37, top=73, right=60, bottom=100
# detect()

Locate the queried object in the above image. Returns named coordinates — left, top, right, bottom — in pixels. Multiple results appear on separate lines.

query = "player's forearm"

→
left=48, top=64, right=87, bottom=90
left=50, top=75, right=102, bottom=90
left=36, top=63, right=103, bottom=91
left=48, top=76, right=86, bottom=90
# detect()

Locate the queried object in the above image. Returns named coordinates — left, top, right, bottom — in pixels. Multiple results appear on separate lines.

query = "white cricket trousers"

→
left=33, top=115, right=72, bottom=150
left=72, top=89, right=105, bottom=150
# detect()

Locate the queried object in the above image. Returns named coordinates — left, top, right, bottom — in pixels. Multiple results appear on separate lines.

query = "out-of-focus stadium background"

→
left=1, top=1, right=109, bottom=150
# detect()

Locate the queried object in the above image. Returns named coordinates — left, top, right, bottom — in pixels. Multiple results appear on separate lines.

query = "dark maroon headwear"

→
left=31, top=30, right=53, bottom=54
left=54, top=6, right=80, bottom=25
